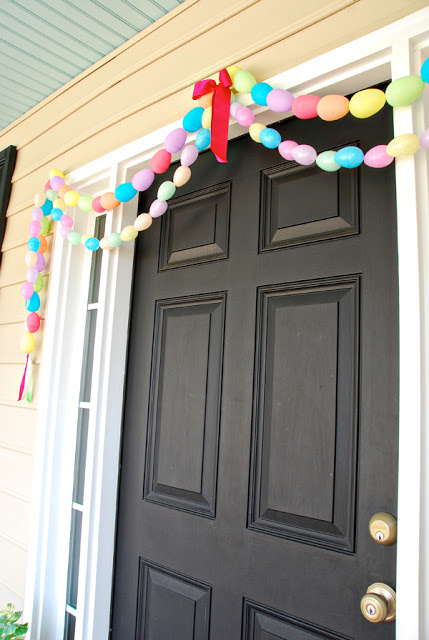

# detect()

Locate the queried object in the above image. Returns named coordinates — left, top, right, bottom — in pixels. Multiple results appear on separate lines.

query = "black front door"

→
left=111, top=102, right=398, bottom=639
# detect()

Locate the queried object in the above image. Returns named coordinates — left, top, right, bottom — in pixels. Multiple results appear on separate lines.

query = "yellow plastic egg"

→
left=99, top=237, right=114, bottom=250
left=202, top=107, right=212, bottom=130
left=349, top=88, right=386, bottom=118
left=53, top=198, right=66, bottom=211
left=81, top=234, right=92, bottom=246
left=173, top=166, right=191, bottom=187
left=120, top=225, right=138, bottom=242
left=134, top=213, right=153, bottom=232
left=386, top=133, right=420, bottom=157
left=198, top=92, right=213, bottom=108
left=249, top=123, right=266, bottom=142
left=63, top=190, right=80, bottom=207
left=34, top=192, right=46, bottom=207
left=49, top=168, right=65, bottom=179
left=20, top=332, right=35, bottom=354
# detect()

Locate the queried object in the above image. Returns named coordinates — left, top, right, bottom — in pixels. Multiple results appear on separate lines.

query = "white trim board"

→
left=24, top=8, right=429, bottom=639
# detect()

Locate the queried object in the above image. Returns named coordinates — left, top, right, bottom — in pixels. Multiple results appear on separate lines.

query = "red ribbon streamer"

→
left=193, top=69, right=232, bottom=162
left=18, top=353, right=29, bottom=401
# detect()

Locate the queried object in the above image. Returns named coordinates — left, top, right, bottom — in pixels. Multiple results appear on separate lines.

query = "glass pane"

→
left=63, top=612, right=76, bottom=640
left=88, top=214, right=106, bottom=304
left=72, top=409, right=90, bottom=505
left=80, top=309, right=97, bottom=403
left=66, top=509, right=82, bottom=609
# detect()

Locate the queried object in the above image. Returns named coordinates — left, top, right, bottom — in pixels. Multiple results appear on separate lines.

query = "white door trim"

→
left=25, top=8, right=429, bottom=639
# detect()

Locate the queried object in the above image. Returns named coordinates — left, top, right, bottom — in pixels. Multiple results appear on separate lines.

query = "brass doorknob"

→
left=369, top=512, right=397, bottom=545
left=360, top=583, right=396, bottom=623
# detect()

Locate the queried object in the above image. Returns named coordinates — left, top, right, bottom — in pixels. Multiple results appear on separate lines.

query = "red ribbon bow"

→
left=193, top=69, right=232, bottom=162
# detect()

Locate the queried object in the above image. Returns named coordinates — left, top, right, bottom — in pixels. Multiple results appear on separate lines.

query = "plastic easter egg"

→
left=149, top=199, right=168, bottom=218
left=251, top=82, right=273, bottom=106
left=421, top=57, right=429, bottom=83
left=26, top=292, right=40, bottom=313
left=349, top=88, right=386, bottom=118
left=51, top=208, right=63, bottom=221
left=35, top=253, right=45, bottom=273
left=318, top=151, right=340, bottom=173
left=28, top=237, right=40, bottom=252
left=26, top=312, right=40, bottom=333
left=100, top=192, right=120, bottom=210
left=278, top=140, right=298, bottom=161
left=33, top=274, right=44, bottom=292
left=34, top=192, right=46, bottom=207
left=44, top=181, right=51, bottom=193
left=249, top=123, right=266, bottom=142
left=266, top=88, right=294, bottom=113
left=50, top=175, right=65, bottom=191
left=120, top=226, right=138, bottom=242
left=46, top=189, right=57, bottom=201
left=134, top=213, right=153, bottom=231
left=67, top=231, right=81, bottom=245
left=158, top=181, right=176, bottom=201
left=107, top=233, right=123, bottom=247
left=420, top=128, right=429, bottom=149
left=202, top=107, right=212, bottom=130
left=115, top=183, right=137, bottom=203
left=230, top=101, right=244, bottom=118
left=63, top=190, right=79, bottom=207
left=183, top=107, right=204, bottom=133
left=316, top=95, right=349, bottom=121
left=150, top=149, right=172, bottom=174
left=25, top=251, right=37, bottom=268
left=78, top=195, right=94, bottom=211
left=41, top=199, right=53, bottom=216
left=195, top=129, right=211, bottom=150
left=27, top=267, right=38, bottom=284
left=60, top=226, right=72, bottom=239
left=226, top=65, right=242, bottom=83
left=132, top=168, right=155, bottom=191
left=198, top=92, right=213, bottom=108
left=164, top=128, right=187, bottom=154
left=364, top=145, right=394, bottom=168
left=259, top=128, right=282, bottom=149
left=53, top=198, right=66, bottom=211
left=291, top=144, right=317, bottom=165
left=233, top=70, right=257, bottom=94
left=292, top=95, right=320, bottom=119
left=29, top=220, right=41, bottom=236
left=58, top=184, right=72, bottom=198
left=32, top=207, right=43, bottom=221
left=181, top=145, right=199, bottom=167
left=49, top=168, right=64, bottom=179
left=20, top=332, right=35, bottom=354
left=40, top=217, right=50, bottom=235
left=38, top=238, right=48, bottom=253
left=22, top=282, right=34, bottom=300
left=235, top=106, right=255, bottom=127
left=334, top=146, right=364, bottom=168
left=385, top=75, right=425, bottom=107
left=61, top=214, right=73, bottom=227
left=85, top=237, right=100, bottom=251
left=386, top=133, right=420, bottom=157
left=81, top=234, right=92, bottom=246
left=173, top=166, right=191, bottom=187
left=92, top=196, right=106, bottom=213
left=99, top=238, right=113, bottom=250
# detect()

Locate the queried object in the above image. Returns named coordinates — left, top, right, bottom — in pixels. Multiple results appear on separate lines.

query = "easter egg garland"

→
left=18, top=60, right=429, bottom=402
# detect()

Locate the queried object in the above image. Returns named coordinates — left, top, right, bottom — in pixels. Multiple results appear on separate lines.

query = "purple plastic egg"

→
left=278, top=140, right=298, bottom=161
left=60, top=225, right=72, bottom=239
left=420, top=128, right=429, bottom=149
left=35, top=252, right=45, bottom=272
left=180, top=145, right=199, bottom=167
left=235, top=106, right=255, bottom=127
left=29, top=220, right=41, bottom=236
left=27, top=267, right=38, bottom=284
left=230, top=101, right=244, bottom=118
left=266, top=88, right=294, bottom=113
left=32, top=207, right=43, bottom=221
left=61, top=214, right=73, bottom=227
left=291, top=144, right=317, bottom=165
left=364, top=145, right=394, bottom=168
left=22, top=282, right=34, bottom=300
left=164, top=128, right=187, bottom=154
left=132, top=168, right=155, bottom=192
left=50, top=175, right=65, bottom=190
left=149, top=199, right=168, bottom=218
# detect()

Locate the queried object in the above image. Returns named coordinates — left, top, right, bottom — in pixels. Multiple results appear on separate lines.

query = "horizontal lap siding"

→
left=0, top=0, right=425, bottom=611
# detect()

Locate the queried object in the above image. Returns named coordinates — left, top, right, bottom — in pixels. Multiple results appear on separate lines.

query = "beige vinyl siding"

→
left=0, top=0, right=425, bottom=609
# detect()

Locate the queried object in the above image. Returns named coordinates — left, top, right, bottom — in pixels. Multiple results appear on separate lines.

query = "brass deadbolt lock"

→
left=360, top=583, right=396, bottom=623
left=369, top=512, right=397, bottom=545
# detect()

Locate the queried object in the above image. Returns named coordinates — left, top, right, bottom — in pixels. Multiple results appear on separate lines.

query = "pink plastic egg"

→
left=44, top=180, right=51, bottom=193
left=61, top=214, right=73, bottom=227
left=29, top=220, right=41, bottom=236
left=32, top=207, right=44, bottom=221
left=364, top=145, right=394, bottom=168
left=292, top=95, right=321, bottom=119
left=22, top=282, right=34, bottom=299
left=291, top=144, right=317, bottom=165
left=266, top=88, right=294, bottom=113
left=26, top=312, right=41, bottom=333
left=60, top=225, right=72, bottom=239
left=420, top=128, right=429, bottom=149
left=150, top=149, right=172, bottom=174
left=278, top=140, right=298, bottom=161
left=164, top=128, right=187, bottom=154
left=92, top=196, right=106, bottom=213
left=235, top=106, right=255, bottom=127
left=230, top=101, right=244, bottom=118
left=132, top=168, right=155, bottom=191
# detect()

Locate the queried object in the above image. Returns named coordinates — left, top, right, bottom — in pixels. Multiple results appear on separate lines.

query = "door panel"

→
left=111, top=102, right=398, bottom=639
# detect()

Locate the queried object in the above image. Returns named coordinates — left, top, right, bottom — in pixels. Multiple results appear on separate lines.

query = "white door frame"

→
left=25, top=8, right=429, bottom=639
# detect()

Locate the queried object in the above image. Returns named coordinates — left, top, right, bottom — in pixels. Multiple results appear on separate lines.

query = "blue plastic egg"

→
left=334, top=146, right=364, bottom=168
left=115, top=182, right=137, bottom=203
left=195, top=128, right=211, bottom=150
left=85, top=237, right=100, bottom=251
left=26, top=292, right=40, bottom=312
left=421, top=57, right=429, bottom=83
left=251, top=82, right=273, bottom=106
left=51, top=208, right=63, bottom=221
left=41, top=199, right=53, bottom=216
left=259, top=128, right=281, bottom=149
left=183, top=107, right=204, bottom=133
left=28, top=237, right=40, bottom=252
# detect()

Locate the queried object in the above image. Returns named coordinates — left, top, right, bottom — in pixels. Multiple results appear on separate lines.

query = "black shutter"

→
left=0, top=145, right=17, bottom=268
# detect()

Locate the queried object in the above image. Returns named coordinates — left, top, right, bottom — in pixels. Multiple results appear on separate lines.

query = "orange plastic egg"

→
left=58, top=184, right=72, bottom=198
left=316, top=95, right=349, bottom=121
left=198, top=92, right=213, bottom=108
left=38, top=235, right=47, bottom=254
left=100, top=192, right=120, bottom=210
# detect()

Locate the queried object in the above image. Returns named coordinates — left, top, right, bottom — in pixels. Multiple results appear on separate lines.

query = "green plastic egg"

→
left=232, top=70, right=257, bottom=94
left=316, top=150, right=341, bottom=172
left=385, top=75, right=425, bottom=107
left=39, top=217, right=50, bottom=235
left=78, top=195, right=94, bottom=212
left=157, top=181, right=176, bottom=202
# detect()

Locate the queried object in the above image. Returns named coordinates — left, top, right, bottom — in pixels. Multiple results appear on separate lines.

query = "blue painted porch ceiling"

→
left=0, top=0, right=185, bottom=131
